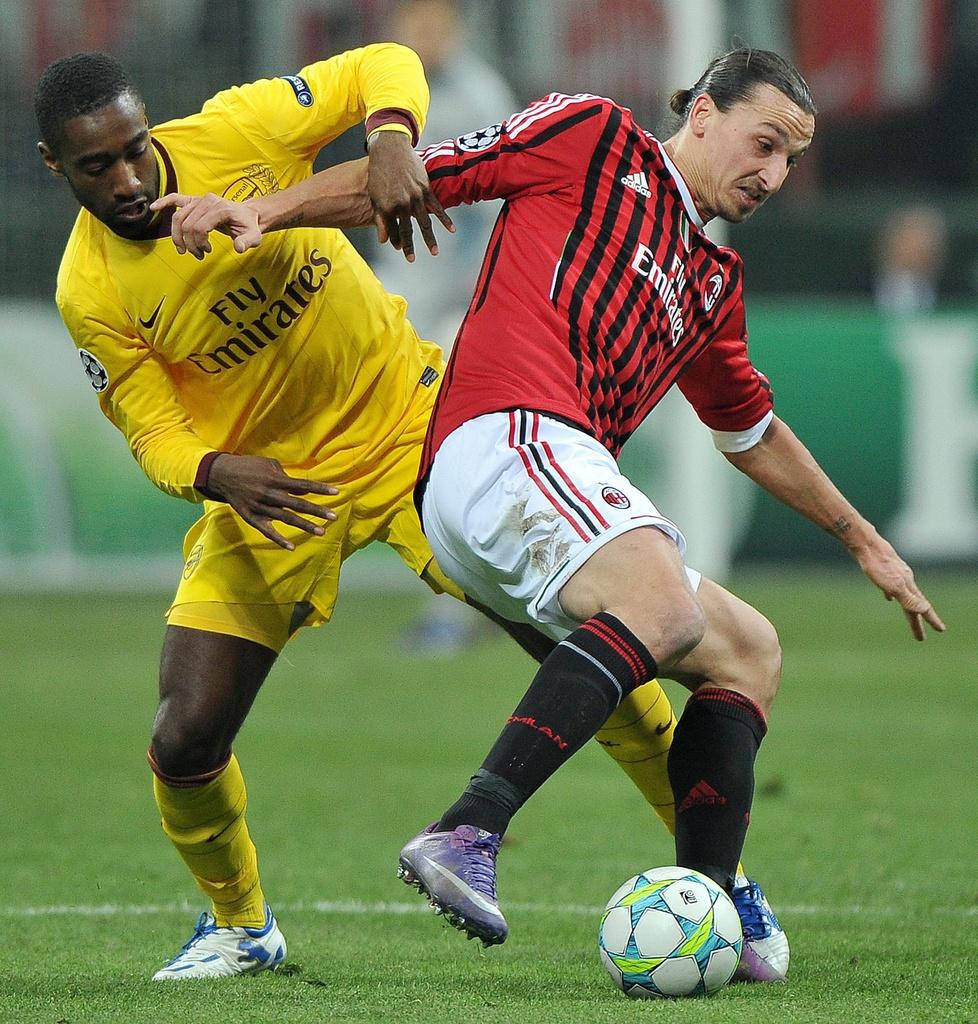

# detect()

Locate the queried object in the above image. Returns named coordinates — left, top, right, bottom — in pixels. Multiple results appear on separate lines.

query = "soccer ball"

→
left=598, top=866, right=743, bottom=999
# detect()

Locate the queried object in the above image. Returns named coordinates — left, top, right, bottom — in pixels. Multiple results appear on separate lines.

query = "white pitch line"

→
left=5, top=900, right=977, bottom=919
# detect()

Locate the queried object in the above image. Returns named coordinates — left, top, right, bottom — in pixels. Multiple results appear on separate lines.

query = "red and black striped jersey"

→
left=417, top=92, right=774, bottom=480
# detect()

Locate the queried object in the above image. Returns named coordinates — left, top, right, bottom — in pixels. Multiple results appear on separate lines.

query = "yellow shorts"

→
left=166, top=409, right=462, bottom=652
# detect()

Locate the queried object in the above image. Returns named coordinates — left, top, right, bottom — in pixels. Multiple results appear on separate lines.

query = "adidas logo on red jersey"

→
left=678, top=779, right=728, bottom=814
left=620, top=170, right=652, bottom=197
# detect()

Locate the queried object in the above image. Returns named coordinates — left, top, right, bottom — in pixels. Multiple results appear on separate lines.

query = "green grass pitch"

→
left=2, top=569, right=976, bottom=1023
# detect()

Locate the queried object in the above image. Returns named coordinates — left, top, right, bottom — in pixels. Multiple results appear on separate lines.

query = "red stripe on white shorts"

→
left=534, top=434, right=611, bottom=531
left=509, top=411, right=591, bottom=542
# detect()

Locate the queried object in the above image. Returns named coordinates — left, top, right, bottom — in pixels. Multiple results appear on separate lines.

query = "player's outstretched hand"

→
left=853, top=534, right=946, bottom=640
left=150, top=192, right=264, bottom=259
left=366, top=130, right=454, bottom=262
left=205, top=453, right=339, bottom=551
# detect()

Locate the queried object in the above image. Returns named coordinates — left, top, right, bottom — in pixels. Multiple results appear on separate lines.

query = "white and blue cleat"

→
left=152, top=904, right=286, bottom=980
left=731, top=875, right=790, bottom=982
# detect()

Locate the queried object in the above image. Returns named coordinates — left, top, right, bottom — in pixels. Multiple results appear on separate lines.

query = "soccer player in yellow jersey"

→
left=36, top=47, right=682, bottom=979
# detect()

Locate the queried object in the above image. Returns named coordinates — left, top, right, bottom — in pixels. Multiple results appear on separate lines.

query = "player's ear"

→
left=38, top=140, right=64, bottom=176
left=688, top=93, right=716, bottom=139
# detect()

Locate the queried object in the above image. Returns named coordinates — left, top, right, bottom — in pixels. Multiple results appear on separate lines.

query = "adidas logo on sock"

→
left=678, top=779, right=728, bottom=814
left=620, top=170, right=652, bottom=197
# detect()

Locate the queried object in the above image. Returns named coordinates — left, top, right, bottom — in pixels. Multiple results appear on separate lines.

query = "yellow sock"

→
left=596, top=680, right=677, bottom=833
left=596, top=682, right=746, bottom=876
left=152, top=753, right=267, bottom=927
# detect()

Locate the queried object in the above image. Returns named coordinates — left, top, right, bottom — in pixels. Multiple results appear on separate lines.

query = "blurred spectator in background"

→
left=376, top=0, right=518, bottom=651
left=873, top=204, right=948, bottom=314
left=373, top=0, right=518, bottom=349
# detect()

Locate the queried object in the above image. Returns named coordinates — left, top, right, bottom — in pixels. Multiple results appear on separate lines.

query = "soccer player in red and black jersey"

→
left=400, top=49, right=940, bottom=973
left=158, top=48, right=944, bottom=982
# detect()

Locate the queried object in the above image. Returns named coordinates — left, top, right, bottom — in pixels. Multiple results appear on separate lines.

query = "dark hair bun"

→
left=669, top=88, right=693, bottom=117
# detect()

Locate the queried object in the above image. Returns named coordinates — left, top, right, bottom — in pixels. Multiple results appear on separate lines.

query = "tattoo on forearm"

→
left=829, top=517, right=851, bottom=537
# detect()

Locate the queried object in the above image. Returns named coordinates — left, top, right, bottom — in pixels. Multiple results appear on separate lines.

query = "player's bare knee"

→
left=733, top=613, right=782, bottom=711
left=657, top=599, right=707, bottom=668
left=150, top=704, right=227, bottom=778
left=620, top=592, right=706, bottom=670
left=150, top=731, right=228, bottom=779
left=755, top=618, right=783, bottom=707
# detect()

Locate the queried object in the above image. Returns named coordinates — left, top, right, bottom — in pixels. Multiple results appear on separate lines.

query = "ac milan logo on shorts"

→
left=601, top=486, right=631, bottom=509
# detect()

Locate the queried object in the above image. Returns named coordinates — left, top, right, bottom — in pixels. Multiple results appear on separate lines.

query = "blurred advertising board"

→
left=740, top=301, right=978, bottom=564
left=1, top=299, right=975, bottom=590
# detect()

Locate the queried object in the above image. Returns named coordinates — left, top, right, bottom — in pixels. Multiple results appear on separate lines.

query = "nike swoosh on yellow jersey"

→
left=139, top=297, right=165, bottom=329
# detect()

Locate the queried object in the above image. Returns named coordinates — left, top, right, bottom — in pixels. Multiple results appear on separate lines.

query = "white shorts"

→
left=421, top=410, right=701, bottom=640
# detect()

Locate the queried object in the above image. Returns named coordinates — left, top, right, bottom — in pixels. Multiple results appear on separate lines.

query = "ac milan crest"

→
left=601, top=486, right=631, bottom=509
left=703, top=272, right=724, bottom=312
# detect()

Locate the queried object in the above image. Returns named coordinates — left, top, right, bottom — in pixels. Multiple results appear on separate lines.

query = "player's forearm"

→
left=250, top=159, right=373, bottom=232
left=127, top=426, right=216, bottom=504
left=107, top=386, right=216, bottom=504
left=724, top=416, right=878, bottom=550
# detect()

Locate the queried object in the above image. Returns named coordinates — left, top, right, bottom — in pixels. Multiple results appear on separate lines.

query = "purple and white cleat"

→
left=398, top=823, right=508, bottom=946
left=731, top=875, right=790, bottom=982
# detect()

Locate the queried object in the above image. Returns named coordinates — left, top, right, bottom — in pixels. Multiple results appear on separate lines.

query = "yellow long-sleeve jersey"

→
left=56, top=43, right=443, bottom=502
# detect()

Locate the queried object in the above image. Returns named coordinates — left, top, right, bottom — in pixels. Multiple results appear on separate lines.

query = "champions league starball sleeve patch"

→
left=456, top=123, right=503, bottom=152
left=280, top=74, right=314, bottom=107
left=79, top=349, right=109, bottom=392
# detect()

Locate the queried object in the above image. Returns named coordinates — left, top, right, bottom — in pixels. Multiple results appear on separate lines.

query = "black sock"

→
left=668, top=687, right=767, bottom=891
left=438, top=613, right=656, bottom=835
